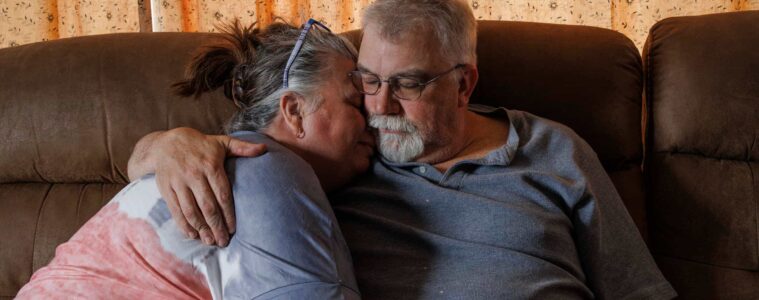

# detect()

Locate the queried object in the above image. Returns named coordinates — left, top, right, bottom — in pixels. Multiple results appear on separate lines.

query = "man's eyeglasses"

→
left=348, top=64, right=465, bottom=101
left=283, top=18, right=331, bottom=88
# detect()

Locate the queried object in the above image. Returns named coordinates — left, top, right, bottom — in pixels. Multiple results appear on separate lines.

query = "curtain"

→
left=1, top=0, right=757, bottom=50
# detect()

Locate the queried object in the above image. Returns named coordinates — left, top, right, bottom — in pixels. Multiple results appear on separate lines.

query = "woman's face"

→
left=299, top=54, right=375, bottom=191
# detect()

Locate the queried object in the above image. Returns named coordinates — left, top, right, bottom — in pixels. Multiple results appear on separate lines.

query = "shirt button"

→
left=418, top=166, right=427, bottom=174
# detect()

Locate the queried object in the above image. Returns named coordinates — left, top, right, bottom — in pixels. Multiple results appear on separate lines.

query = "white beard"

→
left=369, top=115, right=424, bottom=163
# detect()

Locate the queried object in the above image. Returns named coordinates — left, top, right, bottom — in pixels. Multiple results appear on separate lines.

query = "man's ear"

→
left=457, top=64, right=479, bottom=108
left=279, top=92, right=306, bottom=137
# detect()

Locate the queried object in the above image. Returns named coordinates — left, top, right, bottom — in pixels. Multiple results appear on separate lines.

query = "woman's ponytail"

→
left=172, top=20, right=260, bottom=107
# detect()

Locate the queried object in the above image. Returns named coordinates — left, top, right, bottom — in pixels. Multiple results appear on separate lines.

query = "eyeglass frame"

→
left=348, top=64, right=466, bottom=101
left=282, top=18, right=332, bottom=88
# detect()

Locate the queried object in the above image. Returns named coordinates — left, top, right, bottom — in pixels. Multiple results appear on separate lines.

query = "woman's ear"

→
left=279, top=92, right=306, bottom=138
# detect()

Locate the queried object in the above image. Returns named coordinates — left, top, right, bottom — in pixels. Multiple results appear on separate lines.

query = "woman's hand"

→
left=127, top=127, right=267, bottom=247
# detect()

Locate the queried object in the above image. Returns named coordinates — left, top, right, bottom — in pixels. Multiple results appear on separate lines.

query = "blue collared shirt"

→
left=332, top=105, right=676, bottom=299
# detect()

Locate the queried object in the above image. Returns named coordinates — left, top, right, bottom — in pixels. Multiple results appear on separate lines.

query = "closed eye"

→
left=395, top=77, right=423, bottom=89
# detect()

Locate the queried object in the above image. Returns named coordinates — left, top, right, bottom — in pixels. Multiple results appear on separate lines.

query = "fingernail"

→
left=219, top=237, right=229, bottom=247
left=201, top=233, right=214, bottom=245
left=186, top=230, right=198, bottom=239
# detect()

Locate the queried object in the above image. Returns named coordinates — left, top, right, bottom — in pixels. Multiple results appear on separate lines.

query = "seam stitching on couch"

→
left=749, top=159, right=758, bottom=266
left=30, top=183, right=53, bottom=274
left=29, top=115, right=50, bottom=183
left=642, top=21, right=657, bottom=246
left=76, top=184, right=86, bottom=222
left=654, top=252, right=759, bottom=271
left=654, top=150, right=757, bottom=163
left=643, top=23, right=656, bottom=170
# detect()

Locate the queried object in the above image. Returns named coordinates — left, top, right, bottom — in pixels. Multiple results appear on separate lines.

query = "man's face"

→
left=357, top=26, right=463, bottom=163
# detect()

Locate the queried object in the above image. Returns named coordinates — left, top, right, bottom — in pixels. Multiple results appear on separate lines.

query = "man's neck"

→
left=427, top=111, right=510, bottom=172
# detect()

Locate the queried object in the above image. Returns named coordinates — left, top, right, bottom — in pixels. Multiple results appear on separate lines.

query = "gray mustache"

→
left=368, top=115, right=418, bottom=133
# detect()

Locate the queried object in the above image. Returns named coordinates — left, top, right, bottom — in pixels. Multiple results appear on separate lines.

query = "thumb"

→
left=226, top=137, right=267, bottom=157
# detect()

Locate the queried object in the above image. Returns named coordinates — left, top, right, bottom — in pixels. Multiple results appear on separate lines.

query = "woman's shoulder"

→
left=225, top=131, right=317, bottom=185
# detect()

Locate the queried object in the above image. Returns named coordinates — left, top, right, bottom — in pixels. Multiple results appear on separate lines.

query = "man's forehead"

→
left=360, top=29, right=432, bottom=52
left=357, top=31, right=440, bottom=77
left=361, top=23, right=435, bottom=46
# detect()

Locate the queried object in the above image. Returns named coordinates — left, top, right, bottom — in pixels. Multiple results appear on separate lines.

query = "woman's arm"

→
left=126, top=127, right=267, bottom=247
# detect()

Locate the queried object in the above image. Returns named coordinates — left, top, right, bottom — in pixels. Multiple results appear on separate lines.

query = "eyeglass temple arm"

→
left=282, top=19, right=332, bottom=88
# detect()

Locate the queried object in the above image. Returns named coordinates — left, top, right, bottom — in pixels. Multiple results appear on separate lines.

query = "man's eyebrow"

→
left=357, top=63, right=428, bottom=78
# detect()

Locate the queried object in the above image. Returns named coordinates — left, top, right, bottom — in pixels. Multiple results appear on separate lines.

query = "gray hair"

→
left=362, top=0, right=477, bottom=64
left=173, top=21, right=358, bottom=133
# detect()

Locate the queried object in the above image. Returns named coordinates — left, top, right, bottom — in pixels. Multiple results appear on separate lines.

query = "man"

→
left=128, top=0, right=676, bottom=298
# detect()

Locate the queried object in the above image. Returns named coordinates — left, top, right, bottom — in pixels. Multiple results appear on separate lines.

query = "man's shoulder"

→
left=508, top=109, right=595, bottom=157
left=468, top=104, right=586, bottom=149
left=502, top=109, right=605, bottom=182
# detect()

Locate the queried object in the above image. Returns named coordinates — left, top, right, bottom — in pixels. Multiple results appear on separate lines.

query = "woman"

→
left=17, top=19, right=371, bottom=299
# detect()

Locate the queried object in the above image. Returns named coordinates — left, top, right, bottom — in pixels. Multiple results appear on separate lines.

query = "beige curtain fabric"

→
left=1, top=0, right=757, bottom=50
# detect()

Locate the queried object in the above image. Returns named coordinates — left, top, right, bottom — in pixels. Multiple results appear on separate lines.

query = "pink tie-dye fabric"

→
left=16, top=188, right=212, bottom=299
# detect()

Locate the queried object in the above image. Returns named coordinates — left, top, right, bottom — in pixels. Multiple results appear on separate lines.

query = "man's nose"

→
left=366, top=82, right=399, bottom=115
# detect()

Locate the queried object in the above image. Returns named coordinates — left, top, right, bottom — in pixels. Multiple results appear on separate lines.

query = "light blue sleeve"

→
left=218, top=132, right=360, bottom=300
left=568, top=136, right=676, bottom=300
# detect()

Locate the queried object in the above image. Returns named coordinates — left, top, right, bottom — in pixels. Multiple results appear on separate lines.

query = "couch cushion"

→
left=643, top=10, right=759, bottom=296
left=0, top=32, right=237, bottom=184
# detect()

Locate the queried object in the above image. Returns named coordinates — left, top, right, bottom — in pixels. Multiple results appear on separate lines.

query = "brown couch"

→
left=0, top=11, right=757, bottom=299
left=643, top=11, right=759, bottom=299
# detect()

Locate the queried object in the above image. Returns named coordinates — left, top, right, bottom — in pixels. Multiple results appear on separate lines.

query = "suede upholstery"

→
left=643, top=11, right=759, bottom=299
left=0, top=12, right=756, bottom=298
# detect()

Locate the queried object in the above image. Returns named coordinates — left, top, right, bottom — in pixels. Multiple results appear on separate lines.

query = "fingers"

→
left=189, top=176, right=230, bottom=247
left=174, top=185, right=215, bottom=246
left=226, top=137, right=267, bottom=157
left=158, top=176, right=197, bottom=239
left=208, top=167, right=236, bottom=234
left=145, top=129, right=244, bottom=248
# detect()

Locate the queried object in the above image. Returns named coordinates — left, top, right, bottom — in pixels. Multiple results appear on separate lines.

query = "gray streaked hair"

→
left=362, top=0, right=477, bottom=64
left=173, top=20, right=358, bottom=133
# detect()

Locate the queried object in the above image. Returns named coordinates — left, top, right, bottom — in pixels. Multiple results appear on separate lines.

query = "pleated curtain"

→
left=1, top=0, right=758, bottom=50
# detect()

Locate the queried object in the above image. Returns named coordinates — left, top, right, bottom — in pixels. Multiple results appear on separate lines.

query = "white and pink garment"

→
left=16, top=177, right=231, bottom=299
left=17, top=132, right=360, bottom=300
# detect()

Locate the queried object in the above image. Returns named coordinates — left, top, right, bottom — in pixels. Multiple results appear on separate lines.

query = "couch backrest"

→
left=0, top=32, right=235, bottom=299
left=643, top=11, right=759, bottom=299
left=0, top=21, right=644, bottom=298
